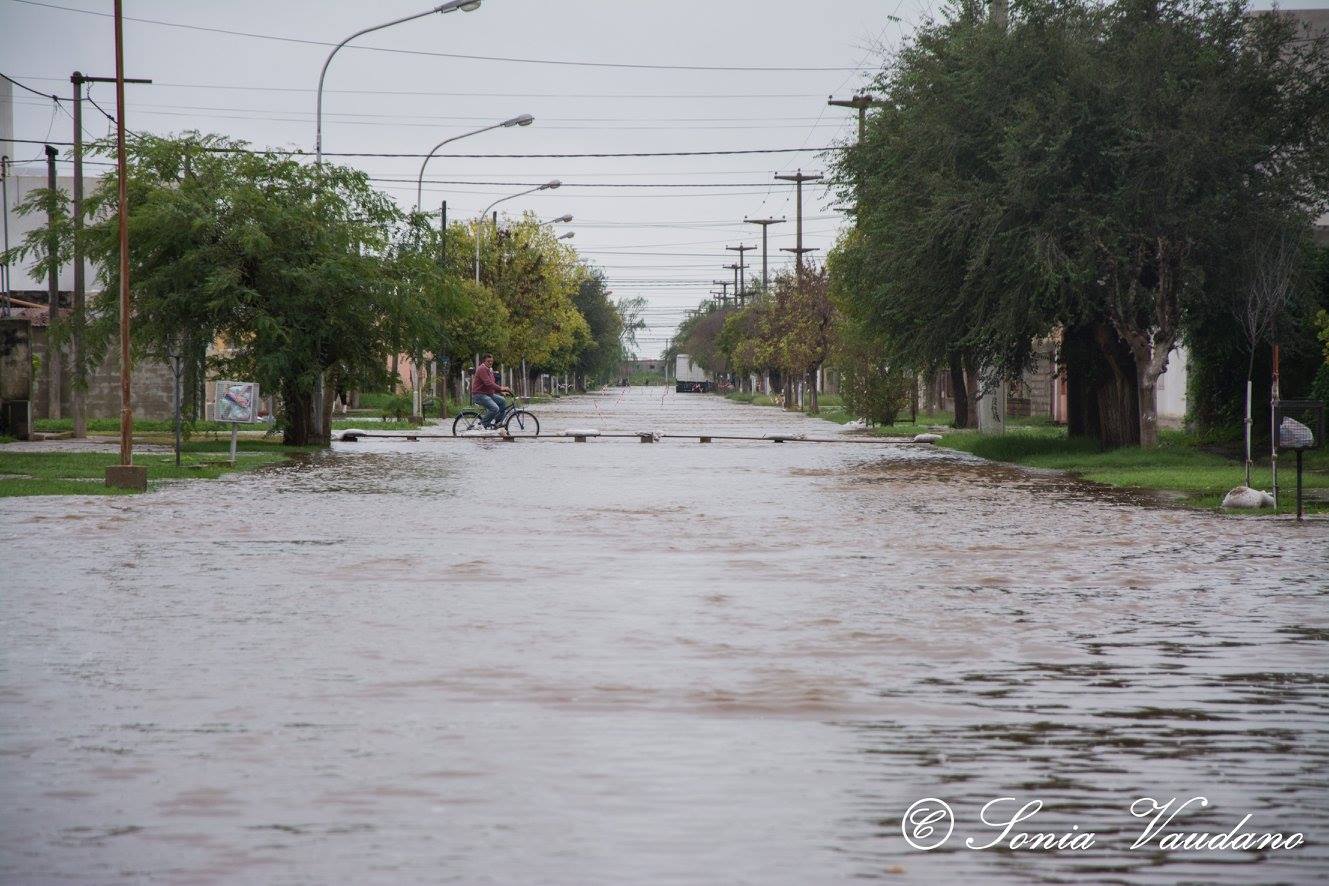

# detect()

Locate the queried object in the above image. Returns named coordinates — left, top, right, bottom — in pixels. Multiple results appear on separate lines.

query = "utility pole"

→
left=73, top=69, right=150, bottom=451
left=725, top=244, right=754, bottom=306
left=712, top=280, right=730, bottom=308
left=774, top=169, right=823, bottom=275
left=44, top=145, right=61, bottom=422
left=990, top=0, right=1009, bottom=29
left=774, top=169, right=823, bottom=411
left=827, top=94, right=876, bottom=143
left=70, top=73, right=86, bottom=437
left=724, top=263, right=745, bottom=307
left=439, top=199, right=447, bottom=268
left=744, top=217, right=784, bottom=292
left=104, top=0, right=147, bottom=489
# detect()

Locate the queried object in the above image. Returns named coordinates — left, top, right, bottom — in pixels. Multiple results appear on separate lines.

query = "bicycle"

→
left=451, top=398, right=541, bottom=437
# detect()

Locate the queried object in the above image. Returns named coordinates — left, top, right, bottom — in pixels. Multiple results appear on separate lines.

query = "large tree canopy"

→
left=832, top=0, right=1329, bottom=446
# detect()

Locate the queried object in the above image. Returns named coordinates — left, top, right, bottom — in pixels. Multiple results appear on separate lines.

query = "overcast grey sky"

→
left=2, top=0, right=1319, bottom=356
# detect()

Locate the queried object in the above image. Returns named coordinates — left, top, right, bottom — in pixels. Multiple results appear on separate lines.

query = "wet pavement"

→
left=2, top=386, right=1327, bottom=884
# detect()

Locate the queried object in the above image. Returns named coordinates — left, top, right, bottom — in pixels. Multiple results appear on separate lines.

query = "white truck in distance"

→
left=675, top=354, right=713, bottom=393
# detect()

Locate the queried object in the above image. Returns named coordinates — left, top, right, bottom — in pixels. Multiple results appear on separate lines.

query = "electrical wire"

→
left=10, top=96, right=846, bottom=125
left=7, top=137, right=838, bottom=160
left=9, top=0, right=876, bottom=73
left=4, top=76, right=833, bottom=100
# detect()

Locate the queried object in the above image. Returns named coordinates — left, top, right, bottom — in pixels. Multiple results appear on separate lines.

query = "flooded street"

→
left=2, top=387, right=1327, bottom=884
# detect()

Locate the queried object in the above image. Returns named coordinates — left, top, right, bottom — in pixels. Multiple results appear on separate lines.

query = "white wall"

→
left=4, top=170, right=101, bottom=292
left=1156, top=345, right=1189, bottom=426
left=2, top=79, right=102, bottom=295
left=0, top=80, right=13, bottom=166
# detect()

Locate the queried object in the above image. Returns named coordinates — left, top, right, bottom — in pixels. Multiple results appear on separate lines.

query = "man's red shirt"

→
left=473, top=363, right=501, bottom=395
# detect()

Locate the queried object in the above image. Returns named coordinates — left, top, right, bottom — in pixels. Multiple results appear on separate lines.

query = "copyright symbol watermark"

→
left=902, top=798, right=954, bottom=850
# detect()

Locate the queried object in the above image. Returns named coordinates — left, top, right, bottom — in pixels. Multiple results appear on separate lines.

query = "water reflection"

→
left=1, top=387, right=1326, bottom=884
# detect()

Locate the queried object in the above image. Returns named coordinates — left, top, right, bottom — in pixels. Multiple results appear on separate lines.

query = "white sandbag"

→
left=1279, top=417, right=1315, bottom=449
left=913, top=433, right=943, bottom=444
left=1221, top=486, right=1275, bottom=509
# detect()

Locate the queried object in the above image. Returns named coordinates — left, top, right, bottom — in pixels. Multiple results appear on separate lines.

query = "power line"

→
left=7, top=137, right=836, bottom=160
left=9, top=0, right=875, bottom=73
left=9, top=95, right=841, bottom=124
left=1, top=70, right=69, bottom=101
left=377, top=177, right=777, bottom=189
left=6, top=76, right=831, bottom=100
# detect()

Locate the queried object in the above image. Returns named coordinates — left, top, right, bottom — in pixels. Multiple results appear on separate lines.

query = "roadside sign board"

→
left=216, top=381, right=260, bottom=424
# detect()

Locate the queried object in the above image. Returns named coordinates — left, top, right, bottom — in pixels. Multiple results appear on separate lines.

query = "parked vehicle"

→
left=675, top=354, right=713, bottom=393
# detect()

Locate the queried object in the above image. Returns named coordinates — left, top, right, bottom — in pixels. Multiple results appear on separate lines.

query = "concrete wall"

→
left=30, top=325, right=176, bottom=422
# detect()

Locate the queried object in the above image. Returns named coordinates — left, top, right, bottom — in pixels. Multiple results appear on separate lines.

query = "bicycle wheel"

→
left=452, top=409, right=485, bottom=435
left=504, top=410, right=540, bottom=437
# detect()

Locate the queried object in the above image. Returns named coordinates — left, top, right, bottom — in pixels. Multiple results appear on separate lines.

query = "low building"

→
left=3, top=80, right=177, bottom=429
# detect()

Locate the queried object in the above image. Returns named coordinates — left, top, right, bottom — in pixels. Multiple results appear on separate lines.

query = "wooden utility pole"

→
left=723, top=262, right=745, bottom=308
left=744, top=217, right=784, bottom=292
left=439, top=199, right=447, bottom=267
left=104, top=0, right=147, bottom=489
left=774, top=170, right=823, bottom=274
left=827, top=94, right=875, bottom=142
left=712, top=280, right=730, bottom=308
left=724, top=244, right=754, bottom=305
left=775, top=169, right=823, bottom=411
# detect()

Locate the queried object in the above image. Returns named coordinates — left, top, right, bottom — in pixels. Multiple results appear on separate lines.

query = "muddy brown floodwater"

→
left=2, top=387, right=1327, bottom=884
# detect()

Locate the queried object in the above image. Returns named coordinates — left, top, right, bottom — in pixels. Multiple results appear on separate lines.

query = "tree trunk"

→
left=963, top=358, right=980, bottom=429
left=1062, top=322, right=1140, bottom=448
left=807, top=366, right=820, bottom=414
left=948, top=352, right=970, bottom=429
left=1132, top=347, right=1170, bottom=449
left=282, top=383, right=314, bottom=446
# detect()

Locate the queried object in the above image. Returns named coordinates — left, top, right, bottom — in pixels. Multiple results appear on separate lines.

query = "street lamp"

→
left=474, top=179, right=561, bottom=284
left=558, top=232, right=575, bottom=240
left=312, top=0, right=483, bottom=441
left=316, top=0, right=483, bottom=164
left=416, top=114, right=533, bottom=211
left=547, top=214, right=573, bottom=224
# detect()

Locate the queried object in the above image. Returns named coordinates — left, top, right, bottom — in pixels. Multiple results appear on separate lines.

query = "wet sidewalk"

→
left=2, top=388, right=1327, bottom=884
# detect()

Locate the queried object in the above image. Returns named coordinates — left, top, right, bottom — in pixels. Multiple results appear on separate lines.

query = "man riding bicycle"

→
left=472, top=354, right=512, bottom=428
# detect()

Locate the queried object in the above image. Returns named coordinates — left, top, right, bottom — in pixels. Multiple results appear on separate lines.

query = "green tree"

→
left=485, top=214, right=590, bottom=387
left=66, top=134, right=400, bottom=445
left=832, top=0, right=1329, bottom=447
left=772, top=264, right=835, bottom=413
left=572, top=271, right=628, bottom=385
left=669, top=302, right=734, bottom=377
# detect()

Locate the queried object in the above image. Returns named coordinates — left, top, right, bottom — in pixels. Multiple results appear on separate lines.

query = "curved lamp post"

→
left=416, top=113, right=534, bottom=211
left=474, top=180, right=561, bottom=284
left=316, top=0, right=482, bottom=164
left=311, top=0, right=482, bottom=440
left=557, top=232, right=575, bottom=240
